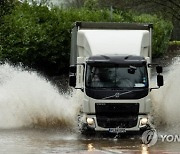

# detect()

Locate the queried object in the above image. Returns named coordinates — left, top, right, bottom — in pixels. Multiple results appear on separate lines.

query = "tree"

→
left=0, top=2, right=173, bottom=76
left=65, top=0, right=85, bottom=8
left=0, top=0, right=16, bottom=18
left=128, top=0, right=180, bottom=21
left=98, top=0, right=179, bottom=40
left=84, top=0, right=99, bottom=10
left=65, top=0, right=99, bottom=9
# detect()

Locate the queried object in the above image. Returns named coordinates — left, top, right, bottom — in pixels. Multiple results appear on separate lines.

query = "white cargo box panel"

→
left=77, top=30, right=150, bottom=57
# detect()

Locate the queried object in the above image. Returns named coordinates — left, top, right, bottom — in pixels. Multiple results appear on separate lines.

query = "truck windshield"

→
left=86, top=64, right=148, bottom=89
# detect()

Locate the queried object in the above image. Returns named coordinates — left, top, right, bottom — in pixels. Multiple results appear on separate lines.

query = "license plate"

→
left=109, top=127, right=126, bottom=133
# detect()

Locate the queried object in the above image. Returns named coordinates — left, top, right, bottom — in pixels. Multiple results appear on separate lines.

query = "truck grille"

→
left=95, top=103, right=139, bottom=128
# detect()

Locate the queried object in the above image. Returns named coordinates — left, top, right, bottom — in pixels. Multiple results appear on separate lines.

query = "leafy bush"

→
left=133, top=13, right=173, bottom=57
left=0, top=2, right=173, bottom=75
left=168, top=41, right=180, bottom=51
left=169, top=41, right=180, bottom=46
left=0, top=3, right=67, bottom=75
left=0, top=0, right=15, bottom=18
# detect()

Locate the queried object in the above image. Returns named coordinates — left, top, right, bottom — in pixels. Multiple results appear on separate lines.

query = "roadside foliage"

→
left=0, top=2, right=173, bottom=75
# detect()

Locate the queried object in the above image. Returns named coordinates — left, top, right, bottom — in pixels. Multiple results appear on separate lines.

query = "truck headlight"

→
left=140, top=117, right=148, bottom=125
left=87, top=118, right=94, bottom=125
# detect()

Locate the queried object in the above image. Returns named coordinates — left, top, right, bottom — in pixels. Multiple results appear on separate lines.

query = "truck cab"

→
left=69, top=22, right=163, bottom=134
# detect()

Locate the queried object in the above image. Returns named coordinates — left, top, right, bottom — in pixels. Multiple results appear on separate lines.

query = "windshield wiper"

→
left=102, top=91, right=133, bottom=100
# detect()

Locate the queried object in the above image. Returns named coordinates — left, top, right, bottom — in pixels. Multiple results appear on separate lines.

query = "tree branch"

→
left=168, top=0, right=180, bottom=9
left=152, top=1, right=180, bottom=19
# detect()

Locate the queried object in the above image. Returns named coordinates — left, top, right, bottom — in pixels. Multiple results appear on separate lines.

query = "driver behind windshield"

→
left=87, top=65, right=147, bottom=88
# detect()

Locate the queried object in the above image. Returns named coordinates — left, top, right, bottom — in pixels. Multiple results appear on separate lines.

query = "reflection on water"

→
left=87, top=143, right=95, bottom=151
left=0, top=118, right=180, bottom=153
left=141, top=145, right=149, bottom=154
left=0, top=128, right=148, bottom=154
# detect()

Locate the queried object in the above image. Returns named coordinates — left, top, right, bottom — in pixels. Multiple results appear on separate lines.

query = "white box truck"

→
left=69, top=22, right=163, bottom=134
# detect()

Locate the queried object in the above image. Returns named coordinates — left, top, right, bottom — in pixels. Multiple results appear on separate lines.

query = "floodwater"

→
left=1, top=128, right=180, bottom=154
left=0, top=51, right=180, bottom=154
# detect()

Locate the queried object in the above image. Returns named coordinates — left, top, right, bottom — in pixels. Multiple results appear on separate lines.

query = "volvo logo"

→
left=102, top=91, right=131, bottom=99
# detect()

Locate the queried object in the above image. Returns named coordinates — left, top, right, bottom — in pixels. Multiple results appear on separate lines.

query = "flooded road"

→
left=1, top=128, right=180, bottom=154
left=0, top=51, right=180, bottom=153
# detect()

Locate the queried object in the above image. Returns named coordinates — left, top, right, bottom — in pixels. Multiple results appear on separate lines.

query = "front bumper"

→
left=78, top=114, right=153, bottom=133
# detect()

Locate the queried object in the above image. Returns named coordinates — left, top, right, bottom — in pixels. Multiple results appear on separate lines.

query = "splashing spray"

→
left=0, top=63, right=79, bottom=129
left=152, top=57, right=180, bottom=133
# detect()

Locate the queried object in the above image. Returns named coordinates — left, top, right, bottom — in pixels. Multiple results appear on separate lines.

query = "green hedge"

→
left=0, top=2, right=173, bottom=75
left=168, top=41, right=180, bottom=51
left=132, top=13, right=173, bottom=56
left=169, top=41, right=180, bottom=46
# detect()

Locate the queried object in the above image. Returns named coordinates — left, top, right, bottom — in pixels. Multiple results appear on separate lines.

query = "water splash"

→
left=0, top=63, right=79, bottom=129
left=1, top=58, right=180, bottom=133
left=151, top=56, right=180, bottom=133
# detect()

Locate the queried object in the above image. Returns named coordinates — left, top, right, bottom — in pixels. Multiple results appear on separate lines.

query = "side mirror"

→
left=156, top=66, right=163, bottom=74
left=69, top=75, right=76, bottom=87
left=157, top=75, right=164, bottom=87
left=69, top=65, right=76, bottom=74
